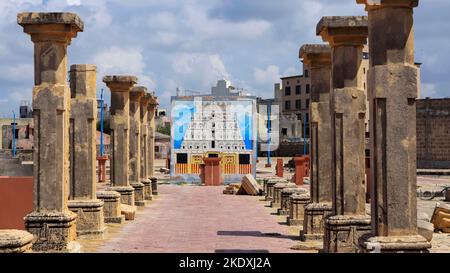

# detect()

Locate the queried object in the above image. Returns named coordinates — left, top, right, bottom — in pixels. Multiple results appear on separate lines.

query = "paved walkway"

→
left=81, top=185, right=300, bottom=253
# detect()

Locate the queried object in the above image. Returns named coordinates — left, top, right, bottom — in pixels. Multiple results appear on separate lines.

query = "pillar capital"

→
left=317, top=16, right=368, bottom=47
left=130, top=86, right=147, bottom=102
left=300, top=44, right=331, bottom=68
left=140, top=92, right=151, bottom=108
left=103, top=75, right=137, bottom=92
left=147, top=94, right=159, bottom=109
left=356, top=0, right=418, bottom=10
left=17, top=12, right=83, bottom=44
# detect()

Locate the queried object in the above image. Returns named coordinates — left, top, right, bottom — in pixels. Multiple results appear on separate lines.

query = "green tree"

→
left=157, top=124, right=170, bottom=136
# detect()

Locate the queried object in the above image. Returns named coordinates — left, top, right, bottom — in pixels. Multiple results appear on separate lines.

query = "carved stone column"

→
left=129, top=86, right=146, bottom=206
left=68, top=64, right=105, bottom=238
left=103, top=75, right=137, bottom=206
left=356, top=0, right=431, bottom=253
left=18, top=12, right=83, bottom=252
left=317, top=16, right=371, bottom=252
left=299, top=44, right=333, bottom=242
left=147, top=95, right=159, bottom=195
left=140, top=93, right=153, bottom=200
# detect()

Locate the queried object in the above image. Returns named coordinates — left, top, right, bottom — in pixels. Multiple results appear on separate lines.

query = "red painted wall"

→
left=0, top=176, right=33, bottom=230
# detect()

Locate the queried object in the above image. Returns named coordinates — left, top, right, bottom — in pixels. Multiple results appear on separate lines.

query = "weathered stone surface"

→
left=19, top=12, right=83, bottom=252
left=104, top=75, right=137, bottom=206
left=323, top=215, right=371, bottom=253
left=278, top=188, right=308, bottom=216
left=0, top=230, right=34, bottom=253
left=97, top=191, right=125, bottom=224
left=299, top=44, right=334, bottom=241
left=240, top=174, right=262, bottom=196
left=150, top=176, right=158, bottom=196
left=265, top=179, right=285, bottom=201
left=129, top=86, right=146, bottom=206
left=68, top=64, right=105, bottom=238
left=301, top=202, right=332, bottom=241
left=121, top=204, right=136, bottom=221
left=431, top=203, right=450, bottom=232
left=359, top=234, right=431, bottom=253
left=67, top=200, right=106, bottom=239
left=140, top=93, right=153, bottom=201
left=417, top=220, right=434, bottom=242
left=288, top=193, right=311, bottom=226
left=271, top=182, right=296, bottom=208
left=17, top=12, right=84, bottom=31
left=357, top=0, right=430, bottom=252
left=147, top=95, right=158, bottom=181
left=317, top=16, right=370, bottom=252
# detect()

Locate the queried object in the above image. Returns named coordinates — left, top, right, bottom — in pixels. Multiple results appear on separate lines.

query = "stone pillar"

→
left=68, top=64, right=105, bottom=239
left=203, top=157, right=222, bottom=186
left=288, top=193, right=311, bottom=226
left=147, top=95, right=159, bottom=195
left=97, top=156, right=108, bottom=182
left=129, top=86, right=146, bottom=207
left=356, top=0, right=431, bottom=252
left=18, top=12, right=83, bottom=252
left=317, top=16, right=371, bottom=253
left=0, top=230, right=34, bottom=253
left=276, top=158, right=283, bottom=177
left=140, top=93, right=153, bottom=201
left=299, top=44, right=333, bottom=241
left=104, top=75, right=137, bottom=206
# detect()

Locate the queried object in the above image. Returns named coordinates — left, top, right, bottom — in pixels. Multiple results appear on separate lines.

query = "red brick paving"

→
left=95, top=185, right=300, bottom=253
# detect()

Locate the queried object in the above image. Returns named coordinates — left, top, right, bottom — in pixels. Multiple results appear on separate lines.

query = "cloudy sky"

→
left=0, top=0, right=448, bottom=116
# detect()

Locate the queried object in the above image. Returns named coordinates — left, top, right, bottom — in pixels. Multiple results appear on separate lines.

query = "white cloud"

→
left=172, top=53, right=230, bottom=88
left=254, top=65, right=281, bottom=85
left=421, top=83, right=438, bottom=98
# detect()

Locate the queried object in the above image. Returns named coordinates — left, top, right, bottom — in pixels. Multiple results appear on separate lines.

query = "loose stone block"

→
left=356, top=0, right=431, bottom=252
left=0, top=230, right=34, bottom=253
left=271, top=183, right=296, bottom=208
left=104, top=75, right=137, bottom=206
left=129, top=86, right=146, bottom=207
left=288, top=193, right=311, bottom=226
left=68, top=64, right=106, bottom=239
left=241, top=174, right=262, bottom=196
left=18, top=12, right=83, bottom=252
left=97, top=191, right=125, bottom=224
left=278, top=188, right=308, bottom=216
left=417, top=220, right=434, bottom=242
left=299, top=44, right=333, bottom=241
left=121, top=204, right=137, bottom=221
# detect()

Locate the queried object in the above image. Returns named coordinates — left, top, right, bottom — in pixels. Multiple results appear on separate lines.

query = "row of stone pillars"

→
left=296, top=0, right=430, bottom=253
left=0, top=12, right=159, bottom=253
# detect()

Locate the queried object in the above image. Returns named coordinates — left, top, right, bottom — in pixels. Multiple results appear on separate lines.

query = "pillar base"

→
left=24, top=211, right=80, bottom=252
left=359, top=234, right=431, bottom=253
left=97, top=191, right=125, bottom=224
left=68, top=199, right=106, bottom=239
left=150, top=177, right=158, bottom=195
left=108, top=186, right=135, bottom=206
left=141, top=179, right=153, bottom=201
left=287, top=193, right=310, bottom=226
left=300, top=202, right=332, bottom=242
left=323, top=214, right=371, bottom=253
left=0, top=230, right=34, bottom=253
left=130, top=182, right=147, bottom=207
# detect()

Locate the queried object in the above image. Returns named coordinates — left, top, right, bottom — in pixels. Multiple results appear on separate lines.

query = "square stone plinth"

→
left=97, top=191, right=125, bottom=224
left=359, top=234, right=431, bottom=253
left=0, top=230, right=34, bottom=253
left=25, top=211, right=79, bottom=252
left=323, top=214, right=371, bottom=253
left=301, top=202, right=332, bottom=241
left=68, top=200, right=106, bottom=239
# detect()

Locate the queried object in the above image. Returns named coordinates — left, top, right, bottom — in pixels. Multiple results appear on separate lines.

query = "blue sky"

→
left=0, top=0, right=448, bottom=116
